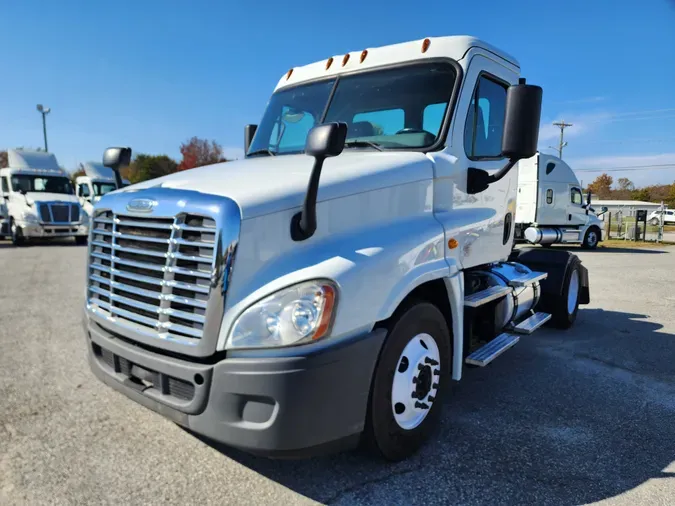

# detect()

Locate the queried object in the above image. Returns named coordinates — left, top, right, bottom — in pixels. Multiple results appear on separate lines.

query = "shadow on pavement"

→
left=196, top=308, right=675, bottom=505
left=0, top=239, right=83, bottom=248
left=547, top=244, right=669, bottom=254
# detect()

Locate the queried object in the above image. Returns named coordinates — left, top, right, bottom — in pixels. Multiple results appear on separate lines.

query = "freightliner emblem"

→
left=126, top=198, right=156, bottom=213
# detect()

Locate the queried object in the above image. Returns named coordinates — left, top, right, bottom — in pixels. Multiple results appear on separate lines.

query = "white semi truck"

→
left=82, top=36, right=590, bottom=461
left=515, top=152, right=607, bottom=249
left=0, top=150, right=88, bottom=246
left=75, top=162, right=130, bottom=218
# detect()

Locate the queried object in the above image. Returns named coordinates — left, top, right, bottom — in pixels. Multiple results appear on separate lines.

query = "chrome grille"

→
left=87, top=210, right=217, bottom=342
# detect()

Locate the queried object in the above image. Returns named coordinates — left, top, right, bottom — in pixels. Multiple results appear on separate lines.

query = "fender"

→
left=508, top=247, right=590, bottom=304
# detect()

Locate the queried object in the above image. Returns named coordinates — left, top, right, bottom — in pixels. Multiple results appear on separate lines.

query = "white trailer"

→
left=0, top=150, right=88, bottom=245
left=515, top=152, right=606, bottom=249
left=82, top=35, right=591, bottom=461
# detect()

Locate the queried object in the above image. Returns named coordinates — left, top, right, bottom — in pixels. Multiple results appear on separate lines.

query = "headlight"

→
left=21, top=211, right=38, bottom=223
left=226, top=280, right=337, bottom=349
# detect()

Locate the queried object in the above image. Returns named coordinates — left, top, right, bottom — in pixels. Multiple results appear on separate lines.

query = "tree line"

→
left=0, top=137, right=229, bottom=185
left=585, top=173, right=675, bottom=207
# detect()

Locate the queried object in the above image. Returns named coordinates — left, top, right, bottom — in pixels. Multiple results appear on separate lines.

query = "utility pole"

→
left=36, top=104, right=51, bottom=152
left=549, top=120, right=573, bottom=159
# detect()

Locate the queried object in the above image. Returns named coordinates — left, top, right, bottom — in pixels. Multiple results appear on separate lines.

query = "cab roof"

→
left=4, top=149, right=67, bottom=176
left=275, top=35, right=519, bottom=91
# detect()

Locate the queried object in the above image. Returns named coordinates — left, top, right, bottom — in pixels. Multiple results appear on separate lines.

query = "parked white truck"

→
left=514, top=152, right=607, bottom=249
left=75, top=162, right=130, bottom=218
left=1, top=150, right=88, bottom=245
left=82, top=36, right=590, bottom=461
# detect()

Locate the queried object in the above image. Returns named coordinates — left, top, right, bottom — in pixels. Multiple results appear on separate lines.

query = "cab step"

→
left=508, top=271, right=548, bottom=287
left=464, top=285, right=512, bottom=308
left=465, top=332, right=520, bottom=367
left=510, top=311, right=551, bottom=334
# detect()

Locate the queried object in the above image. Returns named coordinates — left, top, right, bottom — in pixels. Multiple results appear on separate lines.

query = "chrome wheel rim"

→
left=587, top=231, right=598, bottom=247
left=391, top=333, right=440, bottom=430
left=567, top=269, right=580, bottom=315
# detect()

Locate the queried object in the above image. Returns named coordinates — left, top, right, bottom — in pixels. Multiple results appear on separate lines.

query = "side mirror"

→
left=467, top=78, right=542, bottom=195
left=103, top=147, right=132, bottom=189
left=291, top=122, right=348, bottom=241
left=18, top=188, right=26, bottom=195
left=501, top=79, right=543, bottom=160
left=244, top=124, right=258, bottom=154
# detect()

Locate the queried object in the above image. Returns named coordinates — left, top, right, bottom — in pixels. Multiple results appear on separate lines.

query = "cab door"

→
left=567, top=185, right=587, bottom=226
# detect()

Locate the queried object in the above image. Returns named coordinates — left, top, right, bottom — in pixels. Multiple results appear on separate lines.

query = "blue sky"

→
left=2, top=0, right=675, bottom=187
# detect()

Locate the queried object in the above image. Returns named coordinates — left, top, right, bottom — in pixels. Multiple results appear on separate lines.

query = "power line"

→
left=549, top=121, right=573, bottom=158
left=575, top=163, right=675, bottom=172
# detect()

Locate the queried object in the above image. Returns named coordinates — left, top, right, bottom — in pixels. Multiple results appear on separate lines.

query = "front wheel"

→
left=10, top=219, right=25, bottom=247
left=364, top=302, right=451, bottom=461
left=581, top=227, right=599, bottom=249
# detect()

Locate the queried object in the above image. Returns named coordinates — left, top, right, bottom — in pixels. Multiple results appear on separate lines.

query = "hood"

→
left=25, top=192, right=79, bottom=205
left=124, top=151, right=432, bottom=219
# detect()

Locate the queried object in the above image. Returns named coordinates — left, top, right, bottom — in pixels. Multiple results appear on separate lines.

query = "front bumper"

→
left=19, top=222, right=88, bottom=238
left=84, top=314, right=386, bottom=458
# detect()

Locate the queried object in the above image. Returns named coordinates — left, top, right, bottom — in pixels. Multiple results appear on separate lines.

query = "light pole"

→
left=36, top=104, right=51, bottom=152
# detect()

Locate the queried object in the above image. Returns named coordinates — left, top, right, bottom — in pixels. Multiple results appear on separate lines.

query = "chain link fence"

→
left=602, top=210, right=668, bottom=242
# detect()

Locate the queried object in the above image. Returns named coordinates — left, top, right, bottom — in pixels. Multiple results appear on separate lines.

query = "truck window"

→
left=79, top=184, right=90, bottom=197
left=93, top=182, right=117, bottom=196
left=570, top=187, right=582, bottom=205
left=546, top=189, right=553, bottom=204
left=423, top=103, right=447, bottom=135
left=353, top=109, right=404, bottom=136
left=1, top=177, right=8, bottom=193
left=249, top=61, right=457, bottom=156
left=11, top=175, right=74, bottom=195
left=464, top=75, right=508, bottom=159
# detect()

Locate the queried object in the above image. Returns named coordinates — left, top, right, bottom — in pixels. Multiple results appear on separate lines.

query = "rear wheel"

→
left=581, top=227, right=599, bottom=249
left=548, top=257, right=581, bottom=329
left=364, top=302, right=451, bottom=461
left=10, top=219, right=25, bottom=247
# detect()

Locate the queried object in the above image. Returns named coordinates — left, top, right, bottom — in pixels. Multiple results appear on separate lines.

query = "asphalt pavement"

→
left=1, top=240, right=674, bottom=505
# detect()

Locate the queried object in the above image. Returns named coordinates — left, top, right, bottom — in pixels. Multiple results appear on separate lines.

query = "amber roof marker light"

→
left=326, top=57, right=334, bottom=70
left=342, top=53, right=350, bottom=66
left=285, top=68, right=294, bottom=80
left=422, top=38, right=431, bottom=53
left=360, top=50, right=368, bottom=63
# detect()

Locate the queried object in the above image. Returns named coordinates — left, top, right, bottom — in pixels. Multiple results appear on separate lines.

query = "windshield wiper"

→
left=247, top=149, right=277, bottom=157
left=344, top=140, right=383, bottom=151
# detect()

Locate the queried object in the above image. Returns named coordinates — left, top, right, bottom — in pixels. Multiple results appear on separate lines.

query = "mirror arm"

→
left=291, top=156, right=325, bottom=241
left=490, top=159, right=518, bottom=184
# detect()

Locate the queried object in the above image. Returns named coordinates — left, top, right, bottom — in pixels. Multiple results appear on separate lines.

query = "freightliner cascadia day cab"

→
left=83, top=36, right=590, bottom=461
left=0, top=150, right=88, bottom=246
left=515, top=152, right=607, bottom=249
left=75, top=162, right=130, bottom=218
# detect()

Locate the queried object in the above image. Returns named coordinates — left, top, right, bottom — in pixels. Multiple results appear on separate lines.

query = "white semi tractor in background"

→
left=515, top=152, right=607, bottom=249
left=75, top=162, right=130, bottom=218
left=0, top=150, right=88, bottom=246
left=82, top=36, right=591, bottom=461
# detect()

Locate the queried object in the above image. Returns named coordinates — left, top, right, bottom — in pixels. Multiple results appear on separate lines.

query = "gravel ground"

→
left=1, top=240, right=674, bottom=505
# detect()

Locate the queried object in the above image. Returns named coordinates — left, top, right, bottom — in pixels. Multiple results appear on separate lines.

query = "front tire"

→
left=581, top=227, right=600, bottom=249
left=364, top=302, right=451, bottom=461
left=10, top=219, right=25, bottom=247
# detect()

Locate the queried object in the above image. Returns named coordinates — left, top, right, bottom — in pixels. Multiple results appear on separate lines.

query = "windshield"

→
left=93, top=182, right=117, bottom=196
left=248, top=61, right=457, bottom=156
left=11, top=175, right=74, bottom=195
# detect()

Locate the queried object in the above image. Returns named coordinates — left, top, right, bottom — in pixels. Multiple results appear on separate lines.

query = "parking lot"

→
left=1, top=241, right=674, bottom=506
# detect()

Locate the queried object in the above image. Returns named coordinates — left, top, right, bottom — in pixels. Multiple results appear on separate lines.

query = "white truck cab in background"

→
left=75, top=162, right=129, bottom=218
left=82, top=36, right=591, bottom=461
left=0, top=150, right=88, bottom=246
left=515, top=152, right=606, bottom=249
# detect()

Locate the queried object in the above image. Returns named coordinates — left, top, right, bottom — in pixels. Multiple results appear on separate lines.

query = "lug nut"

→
left=433, top=369, right=440, bottom=376
left=411, top=392, right=418, bottom=399
left=414, top=401, right=430, bottom=410
left=425, top=357, right=439, bottom=366
left=432, top=383, right=438, bottom=388
left=418, top=364, right=424, bottom=371
left=428, top=396, right=435, bottom=402
left=412, top=377, right=417, bottom=384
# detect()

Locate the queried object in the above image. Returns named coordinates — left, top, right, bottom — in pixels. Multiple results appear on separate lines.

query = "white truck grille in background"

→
left=87, top=211, right=217, bottom=342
